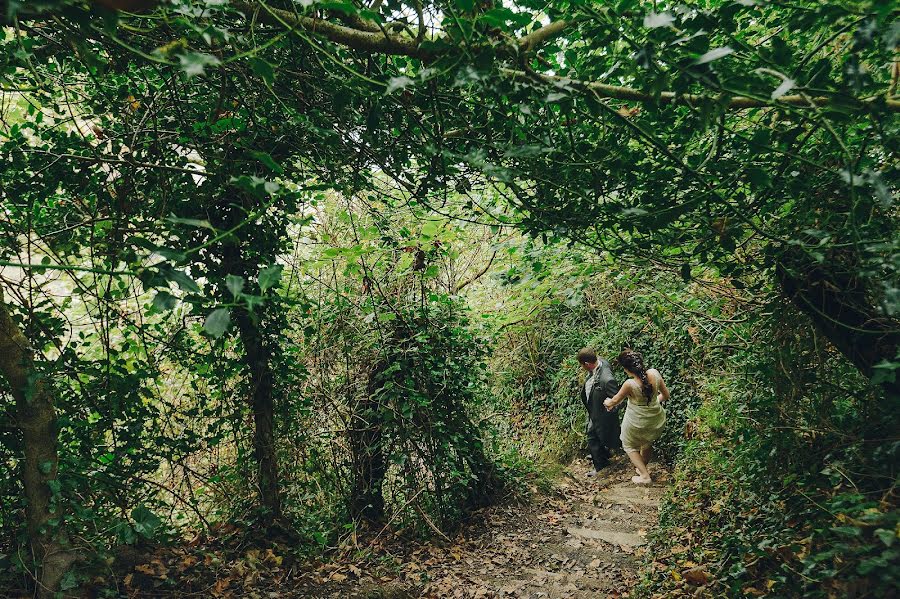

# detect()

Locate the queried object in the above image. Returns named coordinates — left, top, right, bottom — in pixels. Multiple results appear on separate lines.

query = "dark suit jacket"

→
left=579, top=358, right=622, bottom=448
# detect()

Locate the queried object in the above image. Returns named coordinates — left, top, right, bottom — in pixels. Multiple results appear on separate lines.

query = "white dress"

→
left=620, top=373, right=666, bottom=453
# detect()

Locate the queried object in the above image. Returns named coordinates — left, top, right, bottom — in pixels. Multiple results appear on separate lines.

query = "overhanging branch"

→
left=64, top=1, right=897, bottom=113
left=231, top=1, right=898, bottom=113
left=230, top=1, right=573, bottom=60
left=504, top=69, right=900, bottom=113
left=231, top=0, right=425, bottom=57
left=518, top=20, right=571, bottom=52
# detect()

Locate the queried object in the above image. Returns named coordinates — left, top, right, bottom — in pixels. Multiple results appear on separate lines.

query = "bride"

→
left=604, top=350, right=669, bottom=484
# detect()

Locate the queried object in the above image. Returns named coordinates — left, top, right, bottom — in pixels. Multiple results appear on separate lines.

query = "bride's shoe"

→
left=631, top=475, right=652, bottom=484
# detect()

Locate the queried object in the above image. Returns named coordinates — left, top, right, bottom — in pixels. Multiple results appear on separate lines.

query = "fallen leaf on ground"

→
left=683, top=565, right=709, bottom=586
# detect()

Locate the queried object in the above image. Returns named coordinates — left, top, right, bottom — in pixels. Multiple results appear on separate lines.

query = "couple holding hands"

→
left=577, top=348, right=669, bottom=485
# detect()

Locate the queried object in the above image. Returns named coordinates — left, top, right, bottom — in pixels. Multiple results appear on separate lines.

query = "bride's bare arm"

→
left=604, top=381, right=630, bottom=411
left=653, top=369, right=670, bottom=403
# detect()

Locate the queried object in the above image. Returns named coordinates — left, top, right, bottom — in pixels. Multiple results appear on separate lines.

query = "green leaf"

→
left=244, top=295, right=265, bottom=311
left=248, top=57, right=275, bottom=86
left=694, top=46, right=734, bottom=65
left=231, top=175, right=280, bottom=196
left=871, top=359, right=899, bottom=385
left=318, top=1, right=360, bottom=16
left=358, top=9, right=381, bottom=22
left=421, top=221, right=440, bottom=238
left=258, top=264, right=283, bottom=291
left=204, top=308, right=231, bottom=338
left=165, top=215, right=215, bottom=230
left=133, top=238, right=188, bottom=262
left=386, top=76, right=414, bottom=95
left=39, top=461, right=53, bottom=475
left=59, top=571, right=79, bottom=591
left=831, top=525, right=863, bottom=537
left=156, top=247, right=188, bottom=262
left=131, top=505, right=162, bottom=538
left=115, top=522, right=137, bottom=545
left=481, top=8, right=511, bottom=28
left=178, top=52, right=220, bottom=78
left=875, top=528, right=896, bottom=547
left=769, top=37, right=792, bottom=66
left=226, top=275, right=244, bottom=298
left=480, top=8, right=531, bottom=29
left=152, top=291, right=178, bottom=312
left=249, top=150, right=283, bottom=174
left=746, top=166, right=771, bottom=189
left=164, top=267, right=201, bottom=293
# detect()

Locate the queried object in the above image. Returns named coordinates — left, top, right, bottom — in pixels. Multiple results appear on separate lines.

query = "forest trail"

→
left=92, top=454, right=669, bottom=598
left=328, top=454, right=668, bottom=599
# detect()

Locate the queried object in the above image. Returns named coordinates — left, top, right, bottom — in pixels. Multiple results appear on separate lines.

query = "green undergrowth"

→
left=486, top=270, right=899, bottom=598
left=487, top=270, right=742, bottom=471
left=633, top=311, right=900, bottom=598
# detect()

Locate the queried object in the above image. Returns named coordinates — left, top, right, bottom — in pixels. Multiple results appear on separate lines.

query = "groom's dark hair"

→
left=577, top=347, right=597, bottom=364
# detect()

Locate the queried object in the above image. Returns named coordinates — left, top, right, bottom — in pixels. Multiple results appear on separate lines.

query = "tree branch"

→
left=231, top=1, right=573, bottom=60
left=68, top=1, right=897, bottom=113
left=231, top=0, right=425, bottom=57
left=455, top=249, right=496, bottom=293
left=518, top=20, right=571, bottom=53
left=502, top=69, right=900, bottom=113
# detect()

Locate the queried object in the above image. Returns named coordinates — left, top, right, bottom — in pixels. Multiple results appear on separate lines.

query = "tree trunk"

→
left=776, top=252, right=900, bottom=396
left=0, top=289, right=78, bottom=597
left=349, top=361, right=387, bottom=522
left=234, top=309, right=283, bottom=521
left=207, top=185, right=288, bottom=531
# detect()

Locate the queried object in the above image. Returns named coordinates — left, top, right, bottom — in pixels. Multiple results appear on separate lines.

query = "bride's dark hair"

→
left=617, top=349, right=652, bottom=401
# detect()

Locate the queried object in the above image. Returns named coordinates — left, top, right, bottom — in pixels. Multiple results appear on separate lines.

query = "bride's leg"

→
left=625, top=450, right=651, bottom=483
left=636, top=446, right=653, bottom=476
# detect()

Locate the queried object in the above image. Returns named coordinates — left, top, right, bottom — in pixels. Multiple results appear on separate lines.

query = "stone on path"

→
left=565, top=526, right=646, bottom=548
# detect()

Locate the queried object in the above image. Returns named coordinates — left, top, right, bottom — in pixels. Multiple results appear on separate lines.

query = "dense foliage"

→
left=0, top=0, right=897, bottom=596
left=637, top=300, right=898, bottom=598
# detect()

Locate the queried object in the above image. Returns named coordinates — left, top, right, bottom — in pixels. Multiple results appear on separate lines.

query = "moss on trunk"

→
left=0, top=288, right=78, bottom=597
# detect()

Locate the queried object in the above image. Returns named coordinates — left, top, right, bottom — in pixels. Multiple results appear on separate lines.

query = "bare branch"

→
left=455, top=250, right=497, bottom=294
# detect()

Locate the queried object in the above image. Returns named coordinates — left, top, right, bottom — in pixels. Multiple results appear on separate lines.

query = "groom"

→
left=577, top=348, right=622, bottom=475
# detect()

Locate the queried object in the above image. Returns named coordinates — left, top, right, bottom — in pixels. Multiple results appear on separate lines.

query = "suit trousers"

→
left=586, top=417, right=611, bottom=470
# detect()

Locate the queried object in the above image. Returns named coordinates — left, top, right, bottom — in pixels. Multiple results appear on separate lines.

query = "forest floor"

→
left=335, top=453, right=671, bottom=599
left=80, top=454, right=669, bottom=599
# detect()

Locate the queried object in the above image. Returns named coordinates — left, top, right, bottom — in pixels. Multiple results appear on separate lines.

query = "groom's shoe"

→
left=587, top=462, right=609, bottom=476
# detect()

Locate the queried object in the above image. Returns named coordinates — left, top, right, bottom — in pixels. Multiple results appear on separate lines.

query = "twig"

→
left=416, top=503, right=452, bottom=543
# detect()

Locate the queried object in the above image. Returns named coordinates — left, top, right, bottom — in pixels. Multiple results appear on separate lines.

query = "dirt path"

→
left=334, top=454, right=668, bottom=599
left=92, top=455, right=667, bottom=598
